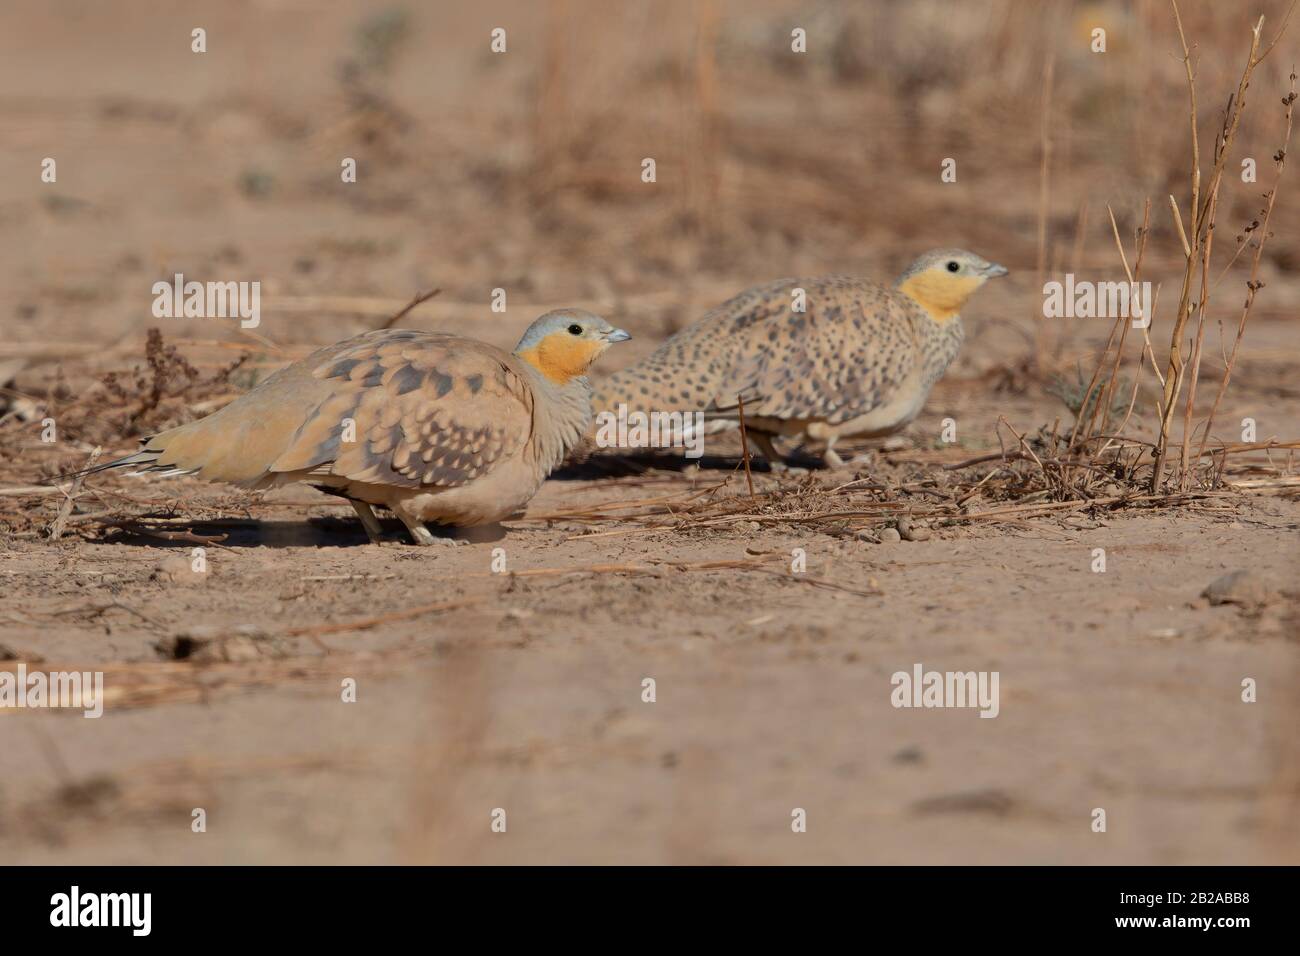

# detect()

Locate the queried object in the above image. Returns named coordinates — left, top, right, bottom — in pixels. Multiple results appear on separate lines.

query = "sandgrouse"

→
left=593, top=249, right=1006, bottom=467
left=72, top=311, right=629, bottom=544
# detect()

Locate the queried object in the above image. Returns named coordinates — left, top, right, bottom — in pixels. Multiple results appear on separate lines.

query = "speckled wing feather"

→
left=141, top=329, right=535, bottom=489
left=706, top=278, right=918, bottom=424
left=596, top=277, right=918, bottom=425
left=594, top=279, right=796, bottom=414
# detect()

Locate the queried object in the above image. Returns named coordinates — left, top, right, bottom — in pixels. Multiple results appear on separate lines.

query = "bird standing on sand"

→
left=593, top=249, right=1007, bottom=468
left=69, top=311, right=630, bottom=545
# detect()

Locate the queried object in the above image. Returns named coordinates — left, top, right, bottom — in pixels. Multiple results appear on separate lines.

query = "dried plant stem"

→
left=1098, top=200, right=1154, bottom=425
left=1178, top=185, right=1220, bottom=489
left=1033, top=46, right=1057, bottom=374
left=1195, top=67, right=1296, bottom=469
left=376, top=287, right=441, bottom=330
left=282, top=597, right=485, bottom=643
left=1151, top=5, right=1280, bottom=492
left=735, top=394, right=756, bottom=500
left=47, top=446, right=100, bottom=540
left=1089, top=204, right=1155, bottom=464
left=1067, top=201, right=1151, bottom=477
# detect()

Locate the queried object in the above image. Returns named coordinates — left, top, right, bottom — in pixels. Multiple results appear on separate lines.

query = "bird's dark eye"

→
left=946, top=261, right=960, bottom=273
left=568, top=324, right=583, bottom=335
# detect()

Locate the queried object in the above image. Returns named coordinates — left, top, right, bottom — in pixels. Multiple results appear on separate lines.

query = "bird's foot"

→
left=780, top=445, right=836, bottom=471
left=403, top=523, right=464, bottom=547
left=403, top=520, right=468, bottom=547
left=746, top=432, right=807, bottom=473
left=387, top=502, right=466, bottom=547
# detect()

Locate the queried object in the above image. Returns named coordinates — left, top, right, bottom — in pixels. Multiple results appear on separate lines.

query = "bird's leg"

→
left=390, top=501, right=457, bottom=547
left=349, top=500, right=386, bottom=545
left=802, top=422, right=846, bottom=469
left=757, top=433, right=833, bottom=471
left=397, top=514, right=439, bottom=546
left=822, top=438, right=846, bottom=469
left=746, top=431, right=789, bottom=471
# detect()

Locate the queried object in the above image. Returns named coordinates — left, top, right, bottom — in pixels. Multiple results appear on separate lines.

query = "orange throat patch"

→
left=517, top=334, right=604, bottom=385
left=897, top=273, right=983, bottom=323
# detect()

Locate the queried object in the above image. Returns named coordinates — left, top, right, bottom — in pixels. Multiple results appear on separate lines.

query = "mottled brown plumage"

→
left=593, top=249, right=1006, bottom=467
left=83, top=311, right=629, bottom=544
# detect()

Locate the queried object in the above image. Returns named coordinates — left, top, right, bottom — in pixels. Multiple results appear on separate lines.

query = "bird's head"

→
left=514, top=309, right=631, bottom=385
left=895, top=248, right=1008, bottom=322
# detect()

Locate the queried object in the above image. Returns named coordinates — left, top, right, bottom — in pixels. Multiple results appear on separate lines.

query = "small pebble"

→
left=150, top=555, right=207, bottom=586
left=897, top=516, right=931, bottom=542
left=1202, top=570, right=1270, bottom=608
left=878, top=527, right=902, bottom=543
left=892, top=745, right=925, bottom=765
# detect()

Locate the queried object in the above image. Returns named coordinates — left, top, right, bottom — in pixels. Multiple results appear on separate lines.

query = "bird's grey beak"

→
left=605, top=328, right=632, bottom=343
left=982, top=262, right=1009, bottom=278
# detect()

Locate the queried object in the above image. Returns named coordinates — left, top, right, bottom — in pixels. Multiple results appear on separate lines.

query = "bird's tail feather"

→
left=42, top=448, right=195, bottom=484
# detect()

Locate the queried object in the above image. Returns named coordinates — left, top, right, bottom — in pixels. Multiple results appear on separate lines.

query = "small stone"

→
left=157, top=625, right=270, bottom=662
left=912, top=788, right=1015, bottom=817
left=218, top=636, right=262, bottom=662
left=878, top=527, right=902, bottom=543
left=1202, top=570, right=1270, bottom=608
left=150, top=554, right=207, bottom=586
left=897, top=516, right=931, bottom=542
left=892, top=745, right=925, bottom=765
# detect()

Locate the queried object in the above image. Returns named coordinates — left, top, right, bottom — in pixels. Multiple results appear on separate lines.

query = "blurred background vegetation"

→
left=1, top=0, right=1295, bottom=378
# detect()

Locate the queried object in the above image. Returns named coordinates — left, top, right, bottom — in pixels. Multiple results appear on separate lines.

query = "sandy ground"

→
left=1, top=1, right=1299, bottom=864
left=2, top=446, right=1298, bottom=864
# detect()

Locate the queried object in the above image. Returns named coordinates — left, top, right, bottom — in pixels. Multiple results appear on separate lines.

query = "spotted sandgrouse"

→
left=71, top=311, right=630, bottom=544
left=593, top=249, right=1006, bottom=467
